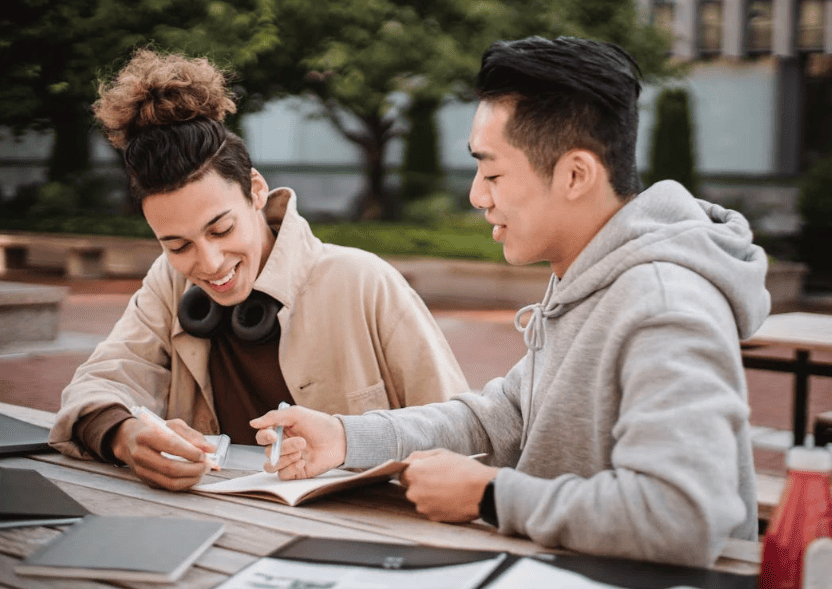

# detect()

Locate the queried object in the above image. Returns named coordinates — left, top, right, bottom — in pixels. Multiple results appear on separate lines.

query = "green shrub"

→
left=401, top=192, right=459, bottom=225
left=797, top=154, right=832, bottom=274
left=647, top=87, right=699, bottom=195
left=798, top=153, right=832, bottom=227
left=30, top=181, right=81, bottom=216
left=401, top=99, right=443, bottom=202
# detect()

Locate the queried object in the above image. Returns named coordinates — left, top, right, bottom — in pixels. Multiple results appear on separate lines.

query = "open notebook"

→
left=193, top=459, right=407, bottom=506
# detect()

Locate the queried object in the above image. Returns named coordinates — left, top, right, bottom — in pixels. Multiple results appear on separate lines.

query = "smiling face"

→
left=142, top=170, right=274, bottom=307
left=468, top=100, right=574, bottom=272
left=469, top=100, right=626, bottom=276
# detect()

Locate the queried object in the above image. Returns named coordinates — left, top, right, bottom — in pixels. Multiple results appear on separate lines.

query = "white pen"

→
left=129, top=406, right=219, bottom=470
left=270, top=402, right=292, bottom=467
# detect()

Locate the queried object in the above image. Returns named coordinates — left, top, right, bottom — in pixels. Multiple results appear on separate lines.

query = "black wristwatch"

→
left=479, top=479, right=499, bottom=527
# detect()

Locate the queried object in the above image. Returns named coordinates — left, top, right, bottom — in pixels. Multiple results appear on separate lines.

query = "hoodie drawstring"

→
left=515, top=303, right=541, bottom=449
left=514, top=288, right=558, bottom=449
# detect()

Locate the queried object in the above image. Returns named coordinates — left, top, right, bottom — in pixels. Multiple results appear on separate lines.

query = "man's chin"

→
left=204, top=286, right=250, bottom=307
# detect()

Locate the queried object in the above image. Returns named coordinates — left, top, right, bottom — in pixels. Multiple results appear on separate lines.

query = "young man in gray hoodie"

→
left=251, top=36, right=771, bottom=567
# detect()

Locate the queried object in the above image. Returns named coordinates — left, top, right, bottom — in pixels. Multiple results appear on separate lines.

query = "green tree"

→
left=0, top=0, right=278, bottom=185
left=238, top=0, right=674, bottom=221
left=647, top=87, right=698, bottom=195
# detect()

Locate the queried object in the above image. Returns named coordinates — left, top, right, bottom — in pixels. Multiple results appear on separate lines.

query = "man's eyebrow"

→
left=467, top=143, right=493, bottom=161
left=158, top=210, right=232, bottom=242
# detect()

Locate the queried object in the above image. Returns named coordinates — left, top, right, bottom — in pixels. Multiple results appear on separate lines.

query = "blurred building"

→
left=634, top=0, right=832, bottom=236
left=1, top=0, right=830, bottom=233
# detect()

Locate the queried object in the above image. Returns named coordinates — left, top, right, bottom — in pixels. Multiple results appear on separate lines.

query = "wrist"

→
left=479, top=476, right=499, bottom=527
left=111, top=417, right=138, bottom=464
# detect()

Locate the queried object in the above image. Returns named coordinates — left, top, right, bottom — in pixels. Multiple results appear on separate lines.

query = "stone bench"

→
left=0, top=281, right=69, bottom=345
left=0, top=231, right=161, bottom=278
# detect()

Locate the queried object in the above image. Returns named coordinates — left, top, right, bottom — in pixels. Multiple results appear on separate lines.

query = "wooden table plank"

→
left=744, top=312, right=832, bottom=352
left=1, top=457, right=401, bottom=545
left=0, top=402, right=761, bottom=584
left=17, top=453, right=548, bottom=555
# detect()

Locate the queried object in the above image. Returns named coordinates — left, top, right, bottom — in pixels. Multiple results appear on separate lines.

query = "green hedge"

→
left=0, top=213, right=506, bottom=262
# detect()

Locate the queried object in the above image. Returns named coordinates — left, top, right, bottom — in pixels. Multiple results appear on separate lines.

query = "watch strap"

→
left=479, top=479, right=498, bottom=527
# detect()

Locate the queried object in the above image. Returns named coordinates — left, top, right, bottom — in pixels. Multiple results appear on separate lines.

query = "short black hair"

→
left=476, top=36, right=643, bottom=198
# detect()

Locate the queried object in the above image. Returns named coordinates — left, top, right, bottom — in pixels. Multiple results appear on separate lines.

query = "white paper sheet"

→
left=486, top=557, right=623, bottom=589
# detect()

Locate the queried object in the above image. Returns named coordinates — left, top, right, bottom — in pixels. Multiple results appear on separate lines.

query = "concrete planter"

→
left=766, top=261, right=808, bottom=310
left=0, top=281, right=68, bottom=345
left=387, top=257, right=551, bottom=309
left=389, top=256, right=810, bottom=312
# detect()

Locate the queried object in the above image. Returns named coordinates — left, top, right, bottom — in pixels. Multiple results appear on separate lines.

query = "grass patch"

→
left=0, top=213, right=506, bottom=262
left=310, top=217, right=504, bottom=262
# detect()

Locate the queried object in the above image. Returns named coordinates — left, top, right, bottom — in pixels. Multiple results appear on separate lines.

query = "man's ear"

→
left=250, top=168, right=269, bottom=210
left=553, top=150, right=601, bottom=202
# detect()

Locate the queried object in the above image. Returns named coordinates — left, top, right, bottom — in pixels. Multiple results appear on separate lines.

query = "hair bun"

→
left=93, top=48, right=237, bottom=150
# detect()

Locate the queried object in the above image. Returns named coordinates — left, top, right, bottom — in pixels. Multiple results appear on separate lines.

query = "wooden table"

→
left=0, top=402, right=761, bottom=588
left=742, top=312, right=832, bottom=446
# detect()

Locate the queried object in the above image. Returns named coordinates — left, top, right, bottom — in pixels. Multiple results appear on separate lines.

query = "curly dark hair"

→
left=93, top=48, right=252, bottom=208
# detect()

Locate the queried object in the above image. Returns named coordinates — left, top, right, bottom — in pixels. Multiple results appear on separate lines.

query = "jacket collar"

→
left=253, top=187, right=324, bottom=309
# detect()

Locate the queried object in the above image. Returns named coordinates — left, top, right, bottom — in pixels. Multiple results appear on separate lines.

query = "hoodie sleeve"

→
left=495, top=263, right=754, bottom=567
left=340, top=355, right=527, bottom=469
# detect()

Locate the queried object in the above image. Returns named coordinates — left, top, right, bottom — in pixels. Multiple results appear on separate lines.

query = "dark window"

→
left=652, top=0, right=675, bottom=40
left=747, top=0, right=773, bottom=53
left=699, top=1, right=723, bottom=54
left=798, top=0, right=825, bottom=51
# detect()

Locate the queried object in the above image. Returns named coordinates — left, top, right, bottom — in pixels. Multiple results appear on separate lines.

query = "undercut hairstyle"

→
left=93, top=49, right=252, bottom=210
left=476, top=36, right=643, bottom=199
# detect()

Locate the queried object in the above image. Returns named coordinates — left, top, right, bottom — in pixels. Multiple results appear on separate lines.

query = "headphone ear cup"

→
left=231, top=291, right=282, bottom=344
left=177, top=285, right=227, bottom=339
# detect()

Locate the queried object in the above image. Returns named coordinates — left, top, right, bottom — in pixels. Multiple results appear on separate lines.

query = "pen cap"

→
left=787, top=447, right=832, bottom=473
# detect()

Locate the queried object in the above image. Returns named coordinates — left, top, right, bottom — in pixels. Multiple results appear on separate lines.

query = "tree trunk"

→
left=355, top=126, right=399, bottom=221
left=47, top=101, right=91, bottom=183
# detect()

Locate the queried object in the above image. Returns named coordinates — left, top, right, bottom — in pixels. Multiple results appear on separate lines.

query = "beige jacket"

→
left=50, top=188, right=469, bottom=459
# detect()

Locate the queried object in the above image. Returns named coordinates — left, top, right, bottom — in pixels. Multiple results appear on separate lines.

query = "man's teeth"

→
left=210, top=266, right=236, bottom=286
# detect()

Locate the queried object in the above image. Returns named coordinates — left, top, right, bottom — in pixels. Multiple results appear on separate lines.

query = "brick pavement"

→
left=2, top=269, right=831, bottom=476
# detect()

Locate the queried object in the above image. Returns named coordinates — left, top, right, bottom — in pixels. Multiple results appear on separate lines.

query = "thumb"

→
left=250, top=406, right=294, bottom=430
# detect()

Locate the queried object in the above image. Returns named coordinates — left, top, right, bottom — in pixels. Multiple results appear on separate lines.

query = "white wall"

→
left=637, top=57, right=778, bottom=175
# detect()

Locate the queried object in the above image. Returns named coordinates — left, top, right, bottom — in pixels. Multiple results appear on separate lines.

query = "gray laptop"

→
left=0, top=413, right=53, bottom=455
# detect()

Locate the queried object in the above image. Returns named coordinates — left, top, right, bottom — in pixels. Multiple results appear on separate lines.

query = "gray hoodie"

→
left=340, top=180, right=771, bottom=567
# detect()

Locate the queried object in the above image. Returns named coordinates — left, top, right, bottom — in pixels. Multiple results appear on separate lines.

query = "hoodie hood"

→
left=536, top=180, right=771, bottom=340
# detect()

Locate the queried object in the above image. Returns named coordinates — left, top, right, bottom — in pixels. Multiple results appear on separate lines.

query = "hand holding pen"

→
left=109, top=408, right=216, bottom=491
left=250, top=404, right=347, bottom=479
left=130, top=406, right=220, bottom=470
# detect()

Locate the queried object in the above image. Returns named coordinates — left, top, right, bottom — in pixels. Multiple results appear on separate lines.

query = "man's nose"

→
left=195, top=241, right=223, bottom=273
left=469, top=171, right=491, bottom=210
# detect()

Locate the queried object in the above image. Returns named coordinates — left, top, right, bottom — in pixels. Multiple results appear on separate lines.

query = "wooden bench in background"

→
left=0, top=231, right=161, bottom=278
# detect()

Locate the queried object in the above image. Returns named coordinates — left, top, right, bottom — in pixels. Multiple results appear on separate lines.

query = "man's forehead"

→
left=468, top=102, right=511, bottom=157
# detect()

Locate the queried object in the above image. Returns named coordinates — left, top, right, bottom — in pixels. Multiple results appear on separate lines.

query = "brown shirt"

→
left=208, top=330, right=293, bottom=445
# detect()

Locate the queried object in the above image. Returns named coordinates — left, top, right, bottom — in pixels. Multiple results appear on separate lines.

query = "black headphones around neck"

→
left=177, top=285, right=283, bottom=345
